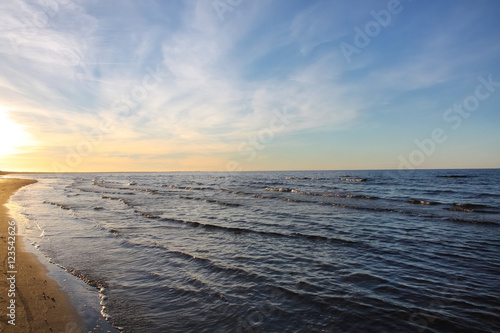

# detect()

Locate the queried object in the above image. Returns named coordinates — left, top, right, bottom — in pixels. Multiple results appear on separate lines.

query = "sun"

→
left=0, top=107, right=31, bottom=158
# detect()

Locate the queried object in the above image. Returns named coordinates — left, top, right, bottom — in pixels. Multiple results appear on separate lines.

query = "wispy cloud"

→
left=1, top=0, right=499, bottom=171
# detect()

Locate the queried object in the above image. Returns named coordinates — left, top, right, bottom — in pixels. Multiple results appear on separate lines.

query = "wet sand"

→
left=0, top=177, right=82, bottom=332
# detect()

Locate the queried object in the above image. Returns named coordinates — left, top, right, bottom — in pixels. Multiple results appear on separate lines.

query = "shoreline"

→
left=0, top=178, right=82, bottom=332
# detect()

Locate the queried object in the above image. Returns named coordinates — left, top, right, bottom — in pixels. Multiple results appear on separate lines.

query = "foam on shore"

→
left=0, top=177, right=82, bottom=332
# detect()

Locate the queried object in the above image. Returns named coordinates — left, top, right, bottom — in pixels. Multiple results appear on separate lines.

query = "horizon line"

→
left=2, top=167, right=499, bottom=175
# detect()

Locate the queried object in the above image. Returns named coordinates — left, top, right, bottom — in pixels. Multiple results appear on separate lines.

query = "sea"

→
left=6, top=169, right=500, bottom=333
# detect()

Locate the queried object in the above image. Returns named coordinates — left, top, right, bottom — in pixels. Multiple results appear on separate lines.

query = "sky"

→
left=0, top=0, right=499, bottom=172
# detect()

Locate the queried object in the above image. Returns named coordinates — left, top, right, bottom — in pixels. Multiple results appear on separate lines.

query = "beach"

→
left=9, top=170, right=498, bottom=332
left=0, top=177, right=81, bottom=332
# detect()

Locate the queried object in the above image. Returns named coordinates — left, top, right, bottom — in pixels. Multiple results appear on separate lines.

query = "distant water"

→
left=9, top=169, right=500, bottom=332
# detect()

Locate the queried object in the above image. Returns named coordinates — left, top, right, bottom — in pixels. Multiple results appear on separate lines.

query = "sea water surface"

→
left=8, top=169, right=500, bottom=332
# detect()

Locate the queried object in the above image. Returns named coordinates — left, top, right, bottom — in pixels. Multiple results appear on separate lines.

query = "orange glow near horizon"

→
left=0, top=106, right=34, bottom=161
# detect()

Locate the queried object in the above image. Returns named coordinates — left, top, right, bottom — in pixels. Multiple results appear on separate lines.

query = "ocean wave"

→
left=45, top=258, right=110, bottom=313
left=285, top=177, right=324, bottom=180
left=264, top=187, right=377, bottom=200
left=265, top=187, right=292, bottom=192
left=100, top=195, right=133, bottom=207
left=109, top=229, right=120, bottom=235
left=281, top=197, right=307, bottom=203
left=134, top=186, right=499, bottom=227
left=74, top=185, right=138, bottom=196
left=133, top=209, right=359, bottom=245
left=261, top=188, right=423, bottom=216
left=178, top=195, right=242, bottom=207
left=327, top=201, right=397, bottom=213
left=62, top=266, right=109, bottom=289
left=62, top=268, right=113, bottom=322
left=445, top=217, right=499, bottom=226
left=220, top=189, right=252, bottom=195
left=141, top=241, right=264, bottom=282
left=408, top=199, right=441, bottom=205
left=445, top=207, right=476, bottom=213
left=444, top=203, right=499, bottom=214
left=204, top=199, right=241, bottom=207
left=43, top=201, right=73, bottom=210
left=291, top=232, right=358, bottom=245
left=19, top=171, right=500, bottom=333
left=291, top=189, right=376, bottom=200
left=475, top=192, right=500, bottom=199
left=253, top=194, right=277, bottom=199
left=340, top=178, right=367, bottom=182
left=452, top=203, right=489, bottom=209
left=437, top=175, right=471, bottom=178
left=160, top=184, right=215, bottom=191
left=134, top=210, right=162, bottom=219
left=295, top=280, right=324, bottom=294
left=178, top=195, right=202, bottom=200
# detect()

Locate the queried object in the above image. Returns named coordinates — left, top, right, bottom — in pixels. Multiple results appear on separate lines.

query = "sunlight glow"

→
left=0, top=107, right=31, bottom=158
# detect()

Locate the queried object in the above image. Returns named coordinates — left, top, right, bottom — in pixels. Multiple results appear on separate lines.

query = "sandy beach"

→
left=0, top=177, right=81, bottom=332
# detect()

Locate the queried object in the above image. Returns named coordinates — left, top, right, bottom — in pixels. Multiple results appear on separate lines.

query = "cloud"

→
left=1, top=0, right=499, bottom=171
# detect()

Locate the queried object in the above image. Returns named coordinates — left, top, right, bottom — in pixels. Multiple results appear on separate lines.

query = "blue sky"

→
left=0, top=0, right=499, bottom=171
